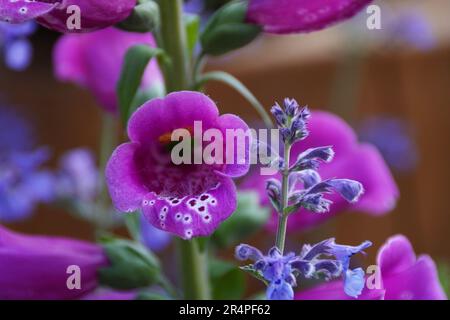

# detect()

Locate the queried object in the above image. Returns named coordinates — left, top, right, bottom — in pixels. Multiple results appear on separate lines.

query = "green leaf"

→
left=184, top=13, right=200, bottom=59
left=239, top=265, right=268, bottom=286
left=116, top=0, right=160, bottom=33
left=200, top=1, right=261, bottom=56
left=98, top=237, right=161, bottom=290
left=201, top=23, right=261, bottom=56
left=438, top=262, right=450, bottom=297
left=212, top=191, right=270, bottom=248
left=210, top=259, right=245, bottom=300
left=117, top=45, right=166, bottom=126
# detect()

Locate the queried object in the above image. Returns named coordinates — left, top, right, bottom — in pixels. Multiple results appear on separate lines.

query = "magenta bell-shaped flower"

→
left=0, top=224, right=108, bottom=299
left=53, top=27, right=163, bottom=114
left=0, top=0, right=136, bottom=33
left=246, top=0, right=373, bottom=34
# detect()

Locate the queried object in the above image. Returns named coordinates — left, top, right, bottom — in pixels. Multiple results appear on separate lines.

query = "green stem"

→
left=95, top=112, right=117, bottom=230
left=177, top=239, right=211, bottom=300
left=275, top=142, right=291, bottom=254
left=158, top=0, right=190, bottom=91
left=196, top=71, right=274, bottom=128
left=158, top=0, right=211, bottom=300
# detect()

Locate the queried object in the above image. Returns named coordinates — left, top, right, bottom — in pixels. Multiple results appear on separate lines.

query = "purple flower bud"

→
left=235, top=244, right=264, bottom=261
left=297, top=170, right=321, bottom=189
left=327, top=179, right=364, bottom=203
left=266, top=178, right=282, bottom=212
left=300, top=193, right=332, bottom=213
left=295, top=146, right=335, bottom=167
left=270, top=103, right=286, bottom=127
left=283, top=98, right=299, bottom=117
left=0, top=224, right=108, bottom=299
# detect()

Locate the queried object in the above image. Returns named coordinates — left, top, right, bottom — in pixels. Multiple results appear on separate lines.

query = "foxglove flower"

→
left=295, top=235, right=447, bottom=300
left=54, top=27, right=163, bottom=114
left=0, top=0, right=136, bottom=33
left=242, top=111, right=398, bottom=232
left=236, top=238, right=371, bottom=300
left=105, top=91, right=251, bottom=239
left=56, top=148, right=99, bottom=202
left=0, top=224, right=108, bottom=299
left=0, top=107, right=55, bottom=222
left=0, top=21, right=36, bottom=70
left=246, top=0, right=373, bottom=34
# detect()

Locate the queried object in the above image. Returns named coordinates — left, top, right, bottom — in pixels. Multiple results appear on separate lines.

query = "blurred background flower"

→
left=0, top=106, right=54, bottom=222
left=0, top=21, right=36, bottom=71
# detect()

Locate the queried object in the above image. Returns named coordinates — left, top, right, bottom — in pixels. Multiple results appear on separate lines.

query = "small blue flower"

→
left=236, top=238, right=371, bottom=300
left=267, top=279, right=294, bottom=300
left=0, top=21, right=36, bottom=71
left=327, top=239, right=372, bottom=270
left=358, top=116, right=418, bottom=172
left=0, top=106, right=55, bottom=222
left=0, top=148, right=55, bottom=222
left=140, top=215, right=172, bottom=252
left=343, top=268, right=366, bottom=298
left=56, top=148, right=99, bottom=202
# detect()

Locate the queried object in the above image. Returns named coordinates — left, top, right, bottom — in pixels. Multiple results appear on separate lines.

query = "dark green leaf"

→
left=117, top=0, right=160, bottom=33
left=117, top=45, right=165, bottom=126
left=210, top=259, right=245, bottom=300
left=98, top=237, right=161, bottom=289
left=239, top=265, right=268, bottom=286
left=200, top=1, right=261, bottom=56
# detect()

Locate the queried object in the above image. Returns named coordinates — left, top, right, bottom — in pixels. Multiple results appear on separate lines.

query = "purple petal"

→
left=36, top=0, right=136, bottom=33
left=247, top=0, right=373, bottom=34
left=377, top=235, right=416, bottom=275
left=142, top=175, right=237, bottom=239
left=295, top=280, right=385, bottom=300
left=217, top=114, right=251, bottom=177
left=0, top=225, right=107, bottom=299
left=128, top=91, right=219, bottom=144
left=378, top=235, right=447, bottom=300
left=235, top=243, right=264, bottom=261
left=105, top=142, right=149, bottom=212
left=0, top=0, right=56, bottom=24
